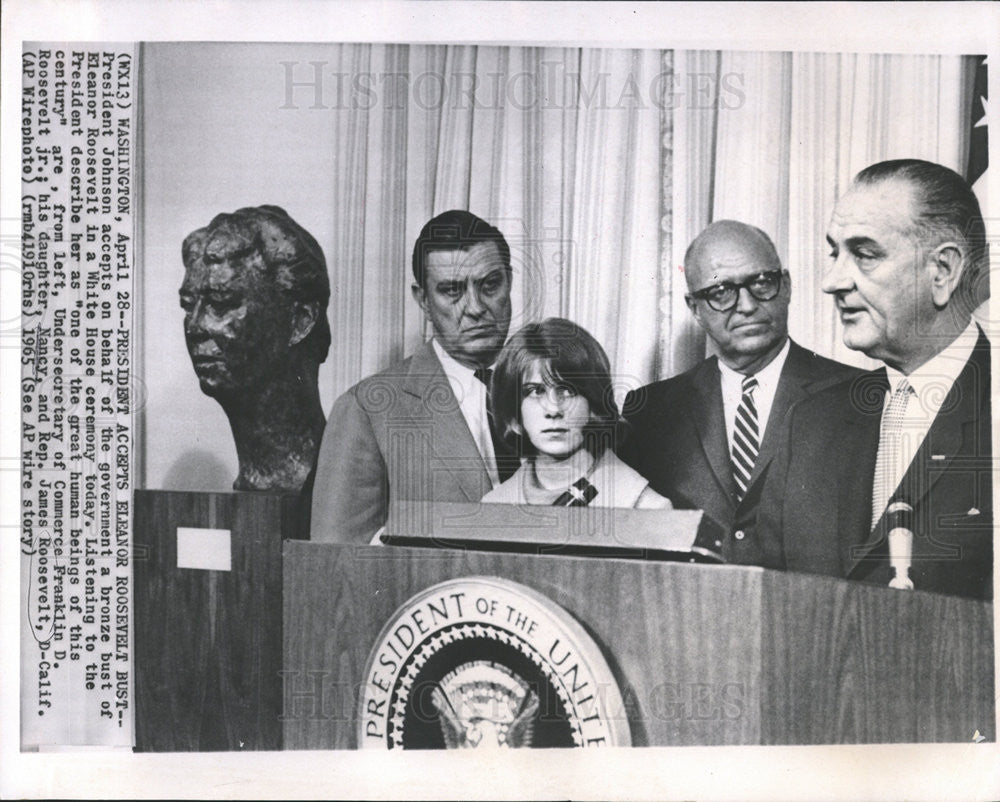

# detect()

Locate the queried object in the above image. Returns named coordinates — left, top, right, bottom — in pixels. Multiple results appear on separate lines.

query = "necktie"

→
left=552, top=477, right=599, bottom=507
left=473, top=367, right=516, bottom=482
left=870, top=380, right=913, bottom=529
left=731, top=375, right=759, bottom=502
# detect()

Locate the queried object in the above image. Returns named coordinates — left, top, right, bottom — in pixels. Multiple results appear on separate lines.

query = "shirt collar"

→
left=884, top=320, right=978, bottom=397
left=431, top=338, right=491, bottom=389
left=717, top=337, right=791, bottom=388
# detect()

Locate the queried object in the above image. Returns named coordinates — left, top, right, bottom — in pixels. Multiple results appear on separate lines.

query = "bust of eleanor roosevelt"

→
left=179, top=205, right=330, bottom=492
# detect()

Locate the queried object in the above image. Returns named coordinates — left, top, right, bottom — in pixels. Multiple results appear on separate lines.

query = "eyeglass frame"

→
left=685, top=268, right=787, bottom=313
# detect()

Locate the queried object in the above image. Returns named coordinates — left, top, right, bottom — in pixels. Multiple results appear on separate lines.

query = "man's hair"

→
left=411, top=209, right=511, bottom=288
left=182, top=205, right=331, bottom=363
left=491, top=317, right=620, bottom=459
left=853, top=159, right=987, bottom=310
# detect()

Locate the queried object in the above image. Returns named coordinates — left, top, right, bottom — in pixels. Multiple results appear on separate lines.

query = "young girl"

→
left=482, top=317, right=671, bottom=509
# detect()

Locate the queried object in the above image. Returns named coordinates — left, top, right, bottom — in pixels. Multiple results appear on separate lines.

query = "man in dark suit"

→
left=620, top=220, right=860, bottom=559
left=754, top=159, right=991, bottom=599
left=310, top=210, right=517, bottom=543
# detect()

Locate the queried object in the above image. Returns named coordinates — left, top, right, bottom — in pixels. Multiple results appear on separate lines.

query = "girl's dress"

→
left=481, top=449, right=672, bottom=509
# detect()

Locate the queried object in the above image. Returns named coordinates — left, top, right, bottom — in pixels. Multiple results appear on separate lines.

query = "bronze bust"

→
left=180, top=205, right=330, bottom=491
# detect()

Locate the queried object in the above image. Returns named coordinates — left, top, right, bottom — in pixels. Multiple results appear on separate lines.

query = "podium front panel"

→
left=760, top=570, right=994, bottom=743
left=282, top=542, right=766, bottom=749
left=282, top=542, right=994, bottom=749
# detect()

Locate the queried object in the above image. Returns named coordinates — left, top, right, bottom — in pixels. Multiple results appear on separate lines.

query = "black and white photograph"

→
left=2, top=2, right=999, bottom=799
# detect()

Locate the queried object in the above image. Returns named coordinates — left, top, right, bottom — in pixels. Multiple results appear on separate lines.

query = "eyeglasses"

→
left=686, top=269, right=785, bottom=312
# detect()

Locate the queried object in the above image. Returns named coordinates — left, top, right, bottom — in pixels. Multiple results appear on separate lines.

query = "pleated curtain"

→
left=326, top=44, right=972, bottom=400
left=138, top=43, right=978, bottom=487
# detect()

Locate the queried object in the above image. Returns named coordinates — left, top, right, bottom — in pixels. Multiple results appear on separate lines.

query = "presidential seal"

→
left=359, top=576, right=630, bottom=749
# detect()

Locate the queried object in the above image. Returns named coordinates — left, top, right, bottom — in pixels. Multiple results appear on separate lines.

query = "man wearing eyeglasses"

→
left=620, top=220, right=860, bottom=557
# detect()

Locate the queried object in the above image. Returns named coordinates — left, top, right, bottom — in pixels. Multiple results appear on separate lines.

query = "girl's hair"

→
left=491, top=317, right=621, bottom=458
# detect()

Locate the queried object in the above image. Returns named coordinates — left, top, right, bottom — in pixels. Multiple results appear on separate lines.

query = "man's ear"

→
left=685, top=294, right=706, bottom=329
left=927, top=242, right=966, bottom=308
left=411, top=282, right=428, bottom=315
left=289, top=301, right=320, bottom=347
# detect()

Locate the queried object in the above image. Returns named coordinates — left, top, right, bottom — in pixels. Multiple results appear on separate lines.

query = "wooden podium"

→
left=281, top=541, right=994, bottom=748
left=133, top=494, right=994, bottom=750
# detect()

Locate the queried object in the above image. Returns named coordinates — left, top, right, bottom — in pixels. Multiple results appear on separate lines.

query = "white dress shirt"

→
left=878, top=320, right=978, bottom=507
left=431, top=339, right=499, bottom=487
left=717, top=338, right=791, bottom=456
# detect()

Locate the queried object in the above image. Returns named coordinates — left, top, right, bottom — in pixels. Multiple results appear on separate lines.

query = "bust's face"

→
left=180, top=246, right=294, bottom=400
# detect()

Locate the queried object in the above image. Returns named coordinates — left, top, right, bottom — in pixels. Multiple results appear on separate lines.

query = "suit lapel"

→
left=687, top=346, right=815, bottom=508
left=844, top=337, right=989, bottom=576
left=839, top=372, right=886, bottom=576
left=881, top=334, right=988, bottom=518
left=402, top=342, right=491, bottom=501
left=688, top=358, right=737, bottom=505
left=746, top=342, right=809, bottom=489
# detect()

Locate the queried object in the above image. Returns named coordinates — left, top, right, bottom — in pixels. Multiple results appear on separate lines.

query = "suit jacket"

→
left=753, top=330, right=992, bottom=599
left=310, top=341, right=494, bottom=543
left=620, top=340, right=861, bottom=559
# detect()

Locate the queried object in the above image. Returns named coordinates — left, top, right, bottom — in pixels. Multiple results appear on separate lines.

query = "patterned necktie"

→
left=731, top=375, right=759, bottom=502
left=870, top=380, right=913, bottom=529
left=473, top=367, right=516, bottom=482
left=552, top=477, right=599, bottom=507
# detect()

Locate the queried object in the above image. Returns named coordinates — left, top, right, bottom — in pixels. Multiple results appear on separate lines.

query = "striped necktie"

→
left=870, top=380, right=913, bottom=529
left=731, top=375, right=759, bottom=502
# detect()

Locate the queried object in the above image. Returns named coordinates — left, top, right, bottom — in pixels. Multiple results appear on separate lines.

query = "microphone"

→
left=885, top=499, right=914, bottom=590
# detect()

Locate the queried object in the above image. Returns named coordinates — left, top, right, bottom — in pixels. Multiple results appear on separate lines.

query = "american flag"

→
left=967, top=55, right=989, bottom=327
left=967, top=55, right=988, bottom=191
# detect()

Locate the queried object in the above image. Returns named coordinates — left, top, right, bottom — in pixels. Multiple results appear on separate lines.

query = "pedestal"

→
left=133, top=489, right=306, bottom=751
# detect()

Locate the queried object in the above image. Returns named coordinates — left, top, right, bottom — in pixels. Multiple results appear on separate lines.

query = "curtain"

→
left=139, top=44, right=978, bottom=488
left=324, top=44, right=668, bottom=406
left=673, top=50, right=971, bottom=372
